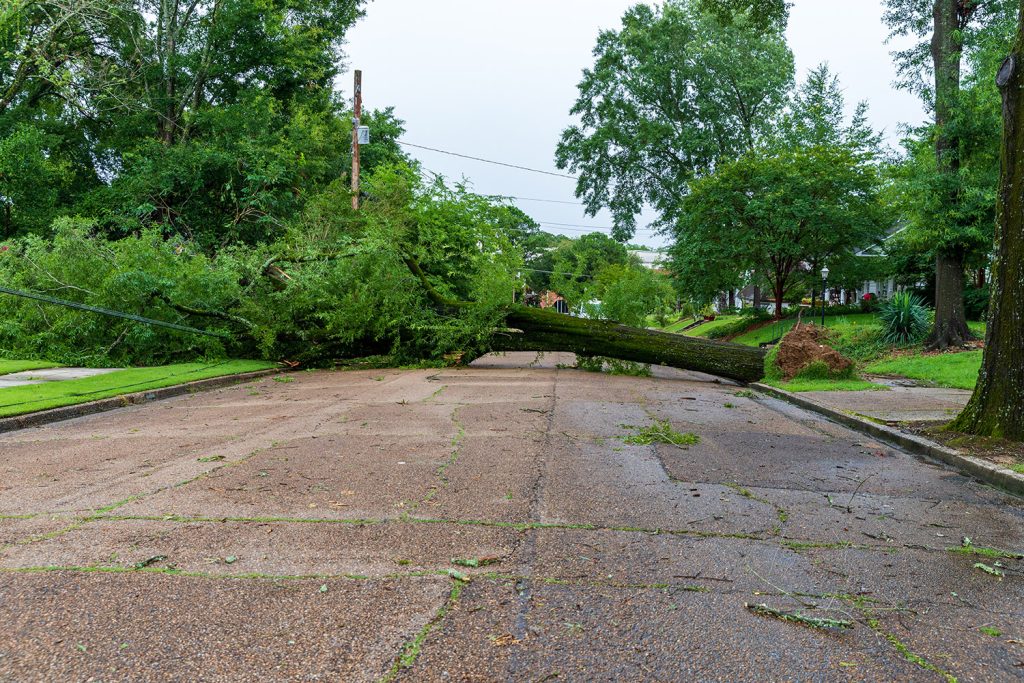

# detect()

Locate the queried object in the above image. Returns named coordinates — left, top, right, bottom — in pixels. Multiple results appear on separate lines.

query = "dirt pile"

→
left=774, top=324, right=853, bottom=381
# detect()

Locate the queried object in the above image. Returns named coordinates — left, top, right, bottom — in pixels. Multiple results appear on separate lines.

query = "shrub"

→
left=963, top=286, right=990, bottom=321
left=860, top=292, right=880, bottom=312
left=878, top=292, right=931, bottom=345
left=706, top=317, right=759, bottom=339
left=740, top=307, right=773, bottom=321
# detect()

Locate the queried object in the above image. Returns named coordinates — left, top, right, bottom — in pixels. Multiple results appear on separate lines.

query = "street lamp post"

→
left=820, top=266, right=830, bottom=327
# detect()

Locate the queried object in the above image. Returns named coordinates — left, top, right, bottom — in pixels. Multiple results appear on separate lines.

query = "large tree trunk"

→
left=950, top=23, right=1024, bottom=440
left=773, top=281, right=785, bottom=320
left=491, top=306, right=766, bottom=384
left=929, top=0, right=971, bottom=348
left=928, top=251, right=970, bottom=349
left=401, top=257, right=766, bottom=383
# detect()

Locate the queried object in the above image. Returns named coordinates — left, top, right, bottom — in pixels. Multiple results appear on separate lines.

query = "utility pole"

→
left=351, top=69, right=362, bottom=210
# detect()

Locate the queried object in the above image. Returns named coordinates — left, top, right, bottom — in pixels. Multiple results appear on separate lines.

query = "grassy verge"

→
left=660, top=317, right=699, bottom=333
left=750, top=313, right=983, bottom=392
left=0, top=360, right=62, bottom=376
left=763, top=377, right=887, bottom=393
left=686, top=315, right=742, bottom=338
left=733, top=313, right=880, bottom=347
left=0, top=360, right=276, bottom=417
left=865, top=350, right=982, bottom=390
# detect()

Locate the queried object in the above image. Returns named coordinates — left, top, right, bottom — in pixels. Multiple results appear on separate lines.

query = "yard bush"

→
left=706, top=316, right=760, bottom=339
left=963, top=285, right=990, bottom=322
left=878, top=292, right=931, bottom=345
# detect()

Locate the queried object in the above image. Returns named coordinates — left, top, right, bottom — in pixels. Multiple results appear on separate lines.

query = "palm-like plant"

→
left=879, top=292, right=931, bottom=345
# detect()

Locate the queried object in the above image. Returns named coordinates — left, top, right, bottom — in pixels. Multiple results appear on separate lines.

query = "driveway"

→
left=0, top=353, right=1021, bottom=681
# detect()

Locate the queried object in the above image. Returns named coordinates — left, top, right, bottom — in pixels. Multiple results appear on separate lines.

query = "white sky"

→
left=343, top=0, right=926, bottom=248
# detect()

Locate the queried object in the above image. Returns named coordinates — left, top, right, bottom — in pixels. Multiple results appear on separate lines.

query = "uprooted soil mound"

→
left=774, top=324, right=853, bottom=381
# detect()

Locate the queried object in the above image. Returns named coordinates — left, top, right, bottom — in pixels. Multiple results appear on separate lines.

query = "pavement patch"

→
left=0, top=518, right=528, bottom=579
left=0, top=571, right=450, bottom=682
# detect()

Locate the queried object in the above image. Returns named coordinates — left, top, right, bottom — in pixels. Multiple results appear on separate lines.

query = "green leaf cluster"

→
left=556, top=0, right=794, bottom=239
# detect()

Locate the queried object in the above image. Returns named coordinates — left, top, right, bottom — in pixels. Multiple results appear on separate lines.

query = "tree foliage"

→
left=670, top=65, right=885, bottom=315
left=589, top=264, right=675, bottom=328
left=0, top=0, right=377, bottom=246
left=883, top=0, right=1018, bottom=348
left=0, top=166, right=520, bottom=366
left=671, top=144, right=884, bottom=317
left=547, top=232, right=630, bottom=307
left=555, top=0, right=794, bottom=239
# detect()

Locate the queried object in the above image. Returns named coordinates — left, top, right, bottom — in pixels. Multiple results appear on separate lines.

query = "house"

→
left=538, top=291, right=570, bottom=314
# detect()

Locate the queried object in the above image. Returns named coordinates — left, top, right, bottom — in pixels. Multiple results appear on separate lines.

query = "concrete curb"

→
left=0, top=369, right=280, bottom=435
left=751, top=382, right=1024, bottom=498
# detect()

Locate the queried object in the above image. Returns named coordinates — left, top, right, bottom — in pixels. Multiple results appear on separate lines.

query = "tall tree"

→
left=0, top=0, right=369, bottom=245
left=697, top=0, right=789, bottom=29
left=884, top=0, right=1018, bottom=348
left=950, top=1, right=1024, bottom=439
left=548, top=233, right=630, bottom=307
left=556, top=0, right=794, bottom=239
left=670, top=65, right=885, bottom=315
left=671, top=144, right=884, bottom=318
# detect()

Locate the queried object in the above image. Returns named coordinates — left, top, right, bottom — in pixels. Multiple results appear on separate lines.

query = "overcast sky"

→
left=343, top=0, right=925, bottom=248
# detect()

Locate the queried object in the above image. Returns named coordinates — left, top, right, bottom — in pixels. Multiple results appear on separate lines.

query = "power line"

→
left=521, top=267, right=594, bottom=279
left=538, top=220, right=616, bottom=230
left=0, top=286, right=230, bottom=339
left=398, top=141, right=578, bottom=180
left=490, top=195, right=585, bottom=206
left=536, top=220, right=663, bottom=233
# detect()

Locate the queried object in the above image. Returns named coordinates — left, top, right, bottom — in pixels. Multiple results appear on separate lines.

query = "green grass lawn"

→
left=0, top=359, right=62, bottom=376
left=732, top=313, right=881, bottom=347
left=659, top=317, right=699, bottom=333
left=748, top=312, right=985, bottom=392
left=865, top=350, right=982, bottom=390
left=687, top=315, right=742, bottom=338
left=763, top=377, right=888, bottom=393
left=0, top=360, right=276, bottom=418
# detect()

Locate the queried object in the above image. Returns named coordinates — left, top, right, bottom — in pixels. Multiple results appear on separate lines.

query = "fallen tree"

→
left=0, top=193, right=766, bottom=384
left=405, top=255, right=767, bottom=384
left=491, top=306, right=767, bottom=383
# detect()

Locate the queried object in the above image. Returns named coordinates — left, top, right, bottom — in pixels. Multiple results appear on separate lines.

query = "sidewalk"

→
left=798, top=382, right=972, bottom=424
left=0, top=367, right=117, bottom=389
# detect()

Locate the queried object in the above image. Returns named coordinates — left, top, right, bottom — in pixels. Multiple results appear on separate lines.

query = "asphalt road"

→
left=0, top=352, right=1021, bottom=682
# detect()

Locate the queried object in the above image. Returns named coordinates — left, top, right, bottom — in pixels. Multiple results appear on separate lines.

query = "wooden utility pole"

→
left=351, top=69, right=363, bottom=210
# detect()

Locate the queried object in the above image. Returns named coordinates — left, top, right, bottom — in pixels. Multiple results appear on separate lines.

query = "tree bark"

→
left=928, top=251, right=970, bottom=348
left=928, top=0, right=971, bottom=349
left=773, top=280, right=785, bottom=320
left=491, top=306, right=766, bottom=384
left=950, top=22, right=1024, bottom=440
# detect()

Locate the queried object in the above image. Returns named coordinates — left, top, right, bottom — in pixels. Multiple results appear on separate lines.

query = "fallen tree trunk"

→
left=490, top=306, right=766, bottom=384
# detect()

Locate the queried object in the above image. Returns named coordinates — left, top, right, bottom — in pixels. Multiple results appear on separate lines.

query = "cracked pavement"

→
left=0, top=352, right=1022, bottom=681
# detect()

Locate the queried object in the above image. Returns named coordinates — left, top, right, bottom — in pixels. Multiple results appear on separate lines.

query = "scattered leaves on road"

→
left=620, top=420, right=700, bottom=448
left=133, top=555, right=167, bottom=569
left=973, top=562, right=1004, bottom=579
left=745, top=603, right=853, bottom=630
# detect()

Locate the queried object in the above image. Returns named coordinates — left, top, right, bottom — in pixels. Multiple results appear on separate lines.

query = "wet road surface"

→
left=1, top=353, right=1022, bottom=681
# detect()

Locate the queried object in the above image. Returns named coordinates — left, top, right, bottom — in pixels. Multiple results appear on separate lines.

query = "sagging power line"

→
left=399, top=141, right=578, bottom=180
left=0, top=286, right=230, bottom=339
